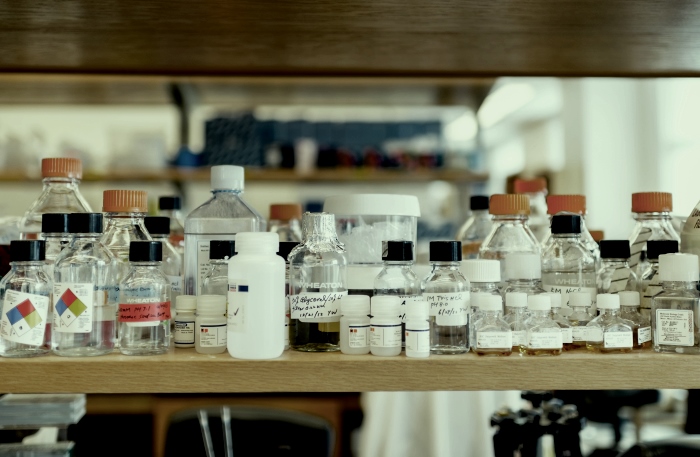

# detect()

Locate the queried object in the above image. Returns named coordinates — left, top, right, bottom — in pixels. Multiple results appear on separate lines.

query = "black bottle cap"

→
left=599, top=240, right=631, bottom=259
left=646, top=240, right=679, bottom=260
left=277, top=242, right=300, bottom=261
left=470, top=196, right=489, bottom=211
left=551, top=214, right=581, bottom=234
left=144, top=216, right=170, bottom=235
left=159, top=196, right=181, bottom=210
left=10, top=240, right=45, bottom=262
left=129, top=241, right=162, bottom=262
left=382, top=240, right=414, bottom=261
left=41, top=213, right=69, bottom=234
left=429, top=241, right=462, bottom=262
left=68, top=213, right=103, bottom=234
left=209, top=240, right=236, bottom=260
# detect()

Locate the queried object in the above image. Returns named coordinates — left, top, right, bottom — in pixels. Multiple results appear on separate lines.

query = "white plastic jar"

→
left=405, top=300, right=430, bottom=358
left=174, top=295, right=197, bottom=349
left=195, top=295, right=227, bottom=354
left=340, top=295, right=371, bottom=355
left=370, top=296, right=402, bottom=356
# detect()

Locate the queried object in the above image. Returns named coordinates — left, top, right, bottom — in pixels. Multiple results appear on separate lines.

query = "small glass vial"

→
left=629, top=192, right=680, bottom=279
left=41, top=213, right=70, bottom=279
left=568, top=291, right=593, bottom=349
left=639, top=240, right=678, bottom=320
left=524, top=295, right=562, bottom=356
left=370, top=296, right=402, bottom=357
left=456, top=196, right=493, bottom=260
left=278, top=242, right=300, bottom=351
left=474, top=294, right=512, bottom=356
left=546, top=292, right=573, bottom=350
left=145, top=216, right=183, bottom=304
left=619, top=291, right=651, bottom=350
left=597, top=240, right=637, bottom=294
left=158, top=196, right=185, bottom=255
left=504, top=292, right=528, bottom=354
left=118, top=241, right=171, bottom=355
left=424, top=241, right=469, bottom=355
left=195, top=295, right=227, bottom=354
left=0, top=241, right=51, bottom=357
left=269, top=204, right=303, bottom=242
left=174, top=295, right=196, bottom=349
left=201, top=240, right=236, bottom=297
left=513, top=177, right=549, bottom=243
left=405, top=300, right=430, bottom=358
left=503, top=252, right=547, bottom=297
left=652, top=253, right=700, bottom=354
left=586, top=294, right=633, bottom=353
left=339, top=295, right=370, bottom=355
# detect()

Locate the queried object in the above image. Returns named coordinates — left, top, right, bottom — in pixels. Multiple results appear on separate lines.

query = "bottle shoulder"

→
left=186, top=193, right=263, bottom=221
left=480, top=222, right=540, bottom=254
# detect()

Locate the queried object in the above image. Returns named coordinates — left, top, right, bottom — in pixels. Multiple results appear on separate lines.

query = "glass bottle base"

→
left=476, top=349, right=511, bottom=357
left=292, top=343, right=340, bottom=352
left=119, top=347, right=169, bottom=356
left=586, top=342, right=632, bottom=353
left=53, top=347, right=113, bottom=357
left=655, top=345, right=700, bottom=354
left=430, top=345, right=467, bottom=355
left=1, top=348, right=50, bottom=358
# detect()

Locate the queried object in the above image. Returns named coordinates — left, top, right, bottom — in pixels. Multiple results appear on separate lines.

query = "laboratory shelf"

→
left=0, top=349, right=690, bottom=394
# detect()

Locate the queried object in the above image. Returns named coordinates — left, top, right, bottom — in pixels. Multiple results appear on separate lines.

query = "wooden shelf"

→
left=0, top=350, right=692, bottom=394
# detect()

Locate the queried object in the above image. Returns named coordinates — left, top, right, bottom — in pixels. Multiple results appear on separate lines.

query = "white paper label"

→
left=199, top=323, right=226, bottom=347
left=290, top=291, right=347, bottom=322
left=527, top=331, right=563, bottom=349
left=53, top=282, right=93, bottom=333
left=604, top=331, right=633, bottom=348
left=476, top=331, right=512, bottom=349
left=587, top=327, right=604, bottom=342
left=656, top=309, right=694, bottom=346
left=572, top=326, right=588, bottom=342
left=370, top=324, right=402, bottom=348
left=406, top=328, right=430, bottom=353
left=424, top=292, right=469, bottom=326
left=174, top=320, right=195, bottom=345
left=0, top=290, right=50, bottom=346
left=512, top=330, right=527, bottom=347
left=167, top=275, right=183, bottom=294
left=348, top=325, right=369, bottom=348
left=228, top=283, right=248, bottom=331
left=398, top=295, right=422, bottom=323
left=638, top=326, right=651, bottom=344
left=561, top=327, right=573, bottom=344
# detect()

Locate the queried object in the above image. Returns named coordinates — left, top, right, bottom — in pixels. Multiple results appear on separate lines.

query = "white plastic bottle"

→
left=339, top=295, right=371, bottom=355
left=174, top=295, right=196, bottom=349
left=195, top=295, right=227, bottom=354
left=227, top=232, right=285, bottom=360
left=370, top=296, right=402, bottom=357
left=405, top=300, right=430, bottom=358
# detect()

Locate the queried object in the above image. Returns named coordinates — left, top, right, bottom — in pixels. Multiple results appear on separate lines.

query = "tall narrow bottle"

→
left=541, top=195, right=600, bottom=262
left=629, top=192, right=679, bottom=278
left=597, top=240, right=637, bottom=294
left=513, top=177, right=549, bottom=242
left=456, top=196, right=492, bottom=260
left=289, top=213, right=347, bottom=352
left=158, top=196, right=185, bottom=255
left=639, top=240, right=678, bottom=320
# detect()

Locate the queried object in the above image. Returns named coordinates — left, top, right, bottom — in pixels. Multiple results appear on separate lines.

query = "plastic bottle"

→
left=144, top=216, right=183, bottom=304
left=524, top=295, right=562, bottom=356
left=456, top=196, right=493, bottom=260
left=618, top=291, right=651, bottom=350
left=513, top=177, right=549, bottom=242
left=184, top=165, right=265, bottom=296
left=195, top=295, right=227, bottom=355
left=0, top=240, right=51, bottom=357
left=158, top=196, right=185, bottom=255
left=405, top=300, right=430, bottom=358
left=461, top=259, right=501, bottom=295
left=504, top=292, right=528, bottom=354
left=629, top=192, right=680, bottom=278
left=278, top=241, right=299, bottom=351
left=474, top=294, right=512, bottom=356
left=269, top=204, right=303, bottom=242
left=370, top=296, right=402, bottom=357
left=19, top=158, right=91, bottom=240
left=502, top=253, right=547, bottom=297
left=41, top=213, right=70, bottom=279
left=174, top=295, right=196, bottom=349
left=638, top=240, right=678, bottom=320
left=339, top=295, right=370, bottom=355
left=586, top=294, right=633, bottom=353
left=567, top=291, right=593, bottom=349
left=546, top=292, right=573, bottom=350
left=597, top=240, right=637, bottom=294
left=227, top=232, right=285, bottom=360
left=541, top=195, right=600, bottom=262
left=201, top=240, right=236, bottom=297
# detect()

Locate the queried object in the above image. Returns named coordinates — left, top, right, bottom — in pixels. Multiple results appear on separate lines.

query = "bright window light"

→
left=478, top=83, right=536, bottom=128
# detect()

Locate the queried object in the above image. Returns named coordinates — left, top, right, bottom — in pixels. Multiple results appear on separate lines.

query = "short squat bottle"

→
left=370, top=296, right=402, bottom=357
left=145, top=216, right=183, bottom=304
left=53, top=213, right=119, bottom=357
left=41, top=213, right=71, bottom=279
left=196, top=295, right=227, bottom=355
left=568, top=291, right=593, bottom=349
left=462, top=259, right=501, bottom=350
left=639, top=240, right=678, bottom=320
left=503, top=253, right=547, bottom=297
left=405, top=300, right=430, bottom=358
left=269, top=204, right=303, bottom=242
left=629, top=192, right=680, bottom=278
left=339, top=295, right=370, bottom=355
left=0, top=241, right=51, bottom=357
left=201, top=240, right=236, bottom=297
left=158, top=196, right=185, bottom=255
left=118, top=241, right=171, bottom=355
left=524, top=295, right=562, bottom=356
left=424, top=241, right=469, bottom=355
left=586, top=294, right=633, bottom=353
left=619, top=291, right=651, bottom=350
left=174, top=295, right=196, bottom=349
left=474, top=294, right=512, bottom=357
left=456, top=196, right=493, bottom=260
left=547, top=293, right=573, bottom=350
left=597, top=240, right=637, bottom=294
left=652, top=253, right=700, bottom=354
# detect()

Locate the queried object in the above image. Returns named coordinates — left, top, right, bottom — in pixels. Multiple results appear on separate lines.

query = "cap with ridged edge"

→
left=41, top=213, right=69, bottom=234
left=527, top=295, right=551, bottom=311
left=41, top=158, right=82, bottom=179
left=371, top=295, right=401, bottom=316
left=489, top=194, right=530, bottom=216
left=597, top=293, right=620, bottom=310
left=103, top=190, right=147, bottom=213
left=479, top=294, right=503, bottom=311
left=175, top=295, right=197, bottom=311
left=618, top=291, right=640, bottom=307
left=659, top=253, right=699, bottom=282
left=341, top=295, right=370, bottom=315
left=505, top=252, right=541, bottom=280
left=505, top=292, right=527, bottom=308
left=382, top=240, right=414, bottom=262
left=547, top=195, right=586, bottom=215
left=10, top=240, right=45, bottom=262
left=461, top=259, right=500, bottom=283
left=551, top=214, right=581, bottom=234
left=569, top=292, right=592, bottom=307
left=514, top=177, right=547, bottom=194
left=406, top=300, right=429, bottom=319
left=632, top=192, right=672, bottom=213
left=429, top=241, right=462, bottom=262
left=211, top=165, right=244, bottom=191
left=197, top=295, right=226, bottom=314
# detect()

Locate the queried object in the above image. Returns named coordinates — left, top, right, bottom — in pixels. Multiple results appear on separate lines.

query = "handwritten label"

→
left=572, top=326, right=588, bottom=342
left=424, top=292, right=469, bottom=326
left=527, top=330, right=562, bottom=349
left=290, top=291, right=347, bottom=322
left=118, top=302, right=171, bottom=325
left=656, top=309, right=694, bottom=346
left=476, top=331, right=512, bottom=349
left=604, top=331, right=633, bottom=349
left=0, top=290, right=50, bottom=346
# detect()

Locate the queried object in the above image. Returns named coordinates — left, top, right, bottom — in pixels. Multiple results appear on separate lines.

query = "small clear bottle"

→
left=629, top=192, right=680, bottom=278
left=524, top=295, right=562, bottom=356
left=145, top=216, right=183, bottom=304
left=456, top=196, right=493, bottom=260
left=158, top=196, right=185, bottom=255
left=478, top=194, right=540, bottom=284
left=195, top=295, right=227, bottom=354
left=405, top=300, right=430, bottom=358
left=503, top=253, right=547, bottom=297
left=370, top=296, right=402, bottom=357
left=474, top=294, right=512, bottom=356
left=513, top=177, right=549, bottom=243
left=174, top=295, right=196, bottom=349
left=41, top=213, right=71, bottom=279
left=278, top=242, right=300, bottom=351
left=52, top=213, right=119, bottom=357
left=639, top=240, right=678, bottom=320
left=568, top=291, right=593, bottom=349
left=597, top=240, right=637, bottom=294
left=586, top=294, right=634, bottom=353
left=19, top=158, right=91, bottom=240
left=546, top=292, right=573, bottom=350
left=339, top=295, right=370, bottom=355
left=652, top=253, right=700, bottom=354
left=619, top=291, right=651, bottom=350
left=0, top=240, right=51, bottom=357
left=424, top=241, right=469, bottom=355
left=541, top=195, right=600, bottom=262
left=118, top=241, right=171, bottom=355
left=269, top=204, right=303, bottom=242
left=469, top=292, right=490, bottom=351
left=504, top=292, right=528, bottom=354
left=201, top=240, right=236, bottom=297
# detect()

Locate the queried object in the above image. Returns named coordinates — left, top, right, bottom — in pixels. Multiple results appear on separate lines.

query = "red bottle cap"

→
left=547, top=195, right=586, bottom=215
left=489, top=194, right=530, bottom=216
left=632, top=192, right=672, bottom=213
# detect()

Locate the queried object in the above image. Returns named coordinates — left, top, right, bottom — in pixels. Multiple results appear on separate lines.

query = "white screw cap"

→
left=461, top=259, right=501, bottom=283
left=341, top=295, right=370, bottom=315
left=618, top=291, right=640, bottom=307
left=569, top=292, right=592, bottom=307
left=471, top=292, right=490, bottom=309
left=528, top=295, right=551, bottom=311
left=211, top=165, right=244, bottom=191
left=597, top=293, right=620, bottom=310
left=176, top=295, right=197, bottom=311
left=659, top=253, right=699, bottom=282
left=479, top=294, right=503, bottom=311
left=235, top=232, right=279, bottom=253
left=505, top=253, right=541, bottom=280
left=546, top=292, right=562, bottom=309
left=505, top=292, right=527, bottom=308
left=197, top=295, right=227, bottom=314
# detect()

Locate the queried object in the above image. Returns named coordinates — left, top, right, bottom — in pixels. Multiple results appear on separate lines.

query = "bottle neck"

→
left=43, top=177, right=80, bottom=188
left=430, top=262, right=461, bottom=270
left=634, top=211, right=672, bottom=222
left=493, top=215, right=528, bottom=223
left=212, top=189, right=242, bottom=197
left=130, top=261, right=161, bottom=267
left=601, top=258, right=630, bottom=267
left=661, top=280, right=699, bottom=290
left=72, top=233, right=101, bottom=242
left=10, top=261, right=45, bottom=270
left=209, top=258, right=229, bottom=266
left=599, top=308, right=620, bottom=317
left=105, top=212, right=147, bottom=224
left=506, top=307, right=527, bottom=315
left=384, top=260, right=414, bottom=267
left=471, top=209, right=491, bottom=219
left=507, top=278, right=540, bottom=285
left=529, top=309, right=550, bottom=318
left=553, top=233, right=581, bottom=240
left=620, top=305, right=639, bottom=311
left=571, top=306, right=591, bottom=314
left=481, top=310, right=502, bottom=318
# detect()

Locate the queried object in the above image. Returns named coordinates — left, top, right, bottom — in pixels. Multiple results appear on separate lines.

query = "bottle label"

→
left=398, top=295, right=422, bottom=323
left=228, top=283, right=248, bottom=331
left=0, top=290, right=50, bottom=346
left=561, top=327, right=573, bottom=344
left=348, top=324, right=369, bottom=348
left=174, top=320, right=195, bottom=345
left=406, top=328, right=430, bottom=353
left=199, top=323, right=227, bottom=347
left=167, top=275, right=183, bottom=294
left=118, top=300, right=171, bottom=326
left=290, top=291, right=347, bottom=322
left=656, top=309, right=694, bottom=346
left=638, top=326, right=651, bottom=344
left=53, top=283, right=94, bottom=333
left=424, top=292, right=469, bottom=326
left=604, top=331, right=633, bottom=348
left=527, top=331, right=563, bottom=349
left=476, top=331, right=512, bottom=349
left=370, top=324, right=402, bottom=348
left=511, top=330, right=527, bottom=347
left=572, top=326, right=588, bottom=342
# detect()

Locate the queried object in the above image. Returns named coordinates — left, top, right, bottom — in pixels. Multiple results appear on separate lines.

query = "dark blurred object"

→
left=304, top=202, right=324, bottom=213
left=171, top=145, right=202, bottom=168
left=617, top=436, right=700, bottom=457
left=685, top=389, right=700, bottom=434
left=0, top=245, right=10, bottom=277
left=69, top=414, right=152, bottom=457
left=203, top=114, right=264, bottom=166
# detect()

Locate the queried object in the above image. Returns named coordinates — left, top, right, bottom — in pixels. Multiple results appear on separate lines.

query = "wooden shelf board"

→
left=0, top=350, right=691, bottom=394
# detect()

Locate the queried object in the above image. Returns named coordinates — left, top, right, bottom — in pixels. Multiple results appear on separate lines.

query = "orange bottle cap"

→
left=41, top=158, right=82, bottom=179
left=103, top=190, right=148, bottom=213
left=632, top=192, right=672, bottom=213
left=270, top=204, right=302, bottom=221
left=589, top=230, right=605, bottom=242
left=547, top=195, right=586, bottom=215
left=513, top=177, right=547, bottom=194
left=489, top=194, right=530, bottom=216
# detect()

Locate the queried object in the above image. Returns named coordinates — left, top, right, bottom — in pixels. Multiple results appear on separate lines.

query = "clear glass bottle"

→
left=52, top=213, right=119, bottom=357
left=619, top=291, right=651, bottom=350
left=424, top=241, right=469, bottom=355
left=474, top=294, right=512, bottom=356
left=184, top=165, right=265, bottom=296
left=546, top=292, right=573, bottom=350
left=370, top=296, right=402, bottom=357
left=289, top=212, right=348, bottom=352
left=586, top=294, right=633, bottom=353
left=201, top=240, right=236, bottom=297
left=503, top=252, right=547, bottom=297
left=629, top=192, right=680, bottom=279
left=278, top=241, right=300, bottom=351
left=19, top=158, right=91, bottom=240
left=541, top=195, right=600, bottom=262
left=0, top=240, right=51, bottom=357
left=145, top=216, right=183, bottom=304
left=41, top=213, right=71, bottom=279
left=195, top=295, right=227, bottom=355
left=479, top=194, right=540, bottom=285
left=339, top=295, right=370, bottom=355
left=513, top=177, right=549, bottom=243
left=541, top=215, right=597, bottom=309
left=524, top=295, right=562, bottom=356
left=269, top=204, right=303, bottom=242
left=639, top=240, right=678, bottom=320
left=456, top=196, right=492, bottom=260
left=652, top=253, right=700, bottom=354
left=469, top=292, right=489, bottom=351
left=118, top=241, right=171, bottom=356
left=504, top=292, right=528, bottom=354
left=567, top=291, right=593, bottom=349
left=158, top=196, right=185, bottom=255
left=597, top=240, right=637, bottom=294
left=405, top=300, right=430, bottom=358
